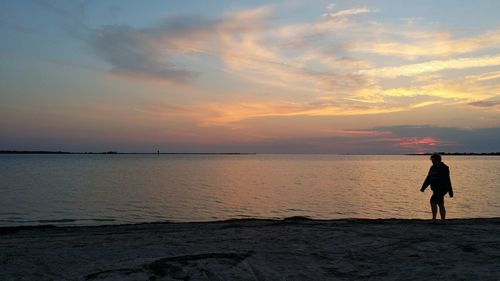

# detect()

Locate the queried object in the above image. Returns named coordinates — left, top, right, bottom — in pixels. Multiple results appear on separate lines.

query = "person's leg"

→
left=430, top=200, right=437, bottom=220
left=438, top=202, right=446, bottom=221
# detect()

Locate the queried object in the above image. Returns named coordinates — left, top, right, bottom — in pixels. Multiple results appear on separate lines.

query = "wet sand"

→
left=1, top=217, right=499, bottom=280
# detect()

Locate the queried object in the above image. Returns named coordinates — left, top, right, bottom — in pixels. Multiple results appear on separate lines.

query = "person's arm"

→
left=446, top=167, right=454, bottom=198
left=420, top=168, right=431, bottom=192
left=442, top=165, right=454, bottom=197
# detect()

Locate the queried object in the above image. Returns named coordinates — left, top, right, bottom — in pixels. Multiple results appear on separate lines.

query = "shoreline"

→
left=1, top=217, right=499, bottom=280
left=1, top=215, right=500, bottom=229
left=2, top=216, right=500, bottom=230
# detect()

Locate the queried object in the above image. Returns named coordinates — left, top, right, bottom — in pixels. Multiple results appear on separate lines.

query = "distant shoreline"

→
left=407, top=152, right=500, bottom=156
left=0, top=150, right=256, bottom=155
left=1, top=150, right=499, bottom=155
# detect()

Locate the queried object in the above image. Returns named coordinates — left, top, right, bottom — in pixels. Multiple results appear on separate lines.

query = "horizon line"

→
left=1, top=150, right=499, bottom=156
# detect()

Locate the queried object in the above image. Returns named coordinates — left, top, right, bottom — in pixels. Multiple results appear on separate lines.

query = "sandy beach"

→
left=1, top=217, right=499, bottom=280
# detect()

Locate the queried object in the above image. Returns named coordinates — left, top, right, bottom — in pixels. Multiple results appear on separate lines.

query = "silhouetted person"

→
left=420, top=153, right=454, bottom=221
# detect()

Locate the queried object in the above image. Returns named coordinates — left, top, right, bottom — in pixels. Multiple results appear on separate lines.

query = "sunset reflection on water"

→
left=0, top=154, right=498, bottom=226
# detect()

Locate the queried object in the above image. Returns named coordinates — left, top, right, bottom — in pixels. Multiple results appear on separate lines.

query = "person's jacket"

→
left=421, top=162, right=454, bottom=197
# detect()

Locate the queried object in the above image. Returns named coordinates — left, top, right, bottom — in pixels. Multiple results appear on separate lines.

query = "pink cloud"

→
left=376, top=137, right=457, bottom=152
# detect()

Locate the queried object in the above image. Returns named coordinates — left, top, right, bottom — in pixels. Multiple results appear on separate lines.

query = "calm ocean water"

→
left=0, top=154, right=499, bottom=226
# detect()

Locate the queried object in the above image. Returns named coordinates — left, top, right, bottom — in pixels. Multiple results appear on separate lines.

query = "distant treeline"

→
left=1, top=150, right=498, bottom=155
left=0, top=150, right=255, bottom=155
left=0, top=150, right=116, bottom=154
left=408, top=152, right=500, bottom=156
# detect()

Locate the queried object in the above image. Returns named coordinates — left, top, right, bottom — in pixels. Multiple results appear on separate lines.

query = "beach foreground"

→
left=1, top=218, right=499, bottom=280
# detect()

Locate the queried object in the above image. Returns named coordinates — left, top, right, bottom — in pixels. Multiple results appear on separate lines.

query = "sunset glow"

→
left=1, top=0, right=499, bottom=153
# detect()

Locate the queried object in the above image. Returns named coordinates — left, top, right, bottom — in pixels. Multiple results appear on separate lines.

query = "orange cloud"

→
left=84, top=3, right=500, bottom=129
left=361, top=54, right=500, bottom=78
left=352, top=29, right=500, bottom=59
left=198, top=101, right=405, bottom=125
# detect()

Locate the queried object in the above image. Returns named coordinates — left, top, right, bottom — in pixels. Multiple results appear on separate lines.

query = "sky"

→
left=1, top=0, right=499, bottom=153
